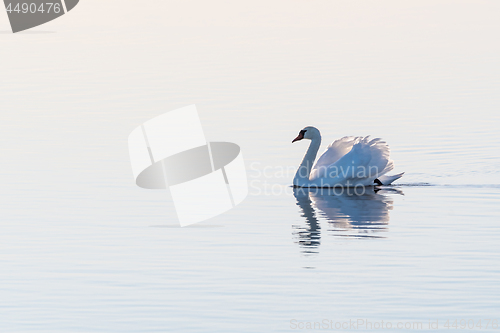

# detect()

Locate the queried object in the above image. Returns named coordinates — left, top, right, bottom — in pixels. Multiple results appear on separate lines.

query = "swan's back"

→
left=310, top=136, right=394, bottom=185
left=313, top=136, right=362, bottom=170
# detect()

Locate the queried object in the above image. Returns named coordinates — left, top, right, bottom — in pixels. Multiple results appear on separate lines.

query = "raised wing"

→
left=310, top=136, right=362, bottom=180
left=310, top=136, right=394, bottom=185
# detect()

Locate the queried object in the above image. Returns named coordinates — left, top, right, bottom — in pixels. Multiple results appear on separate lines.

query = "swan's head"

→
left=292, top=126, right=320, bottom=143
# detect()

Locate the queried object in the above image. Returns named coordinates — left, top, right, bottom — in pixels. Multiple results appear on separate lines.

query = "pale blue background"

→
left=1, top=1, right=499, bottom=332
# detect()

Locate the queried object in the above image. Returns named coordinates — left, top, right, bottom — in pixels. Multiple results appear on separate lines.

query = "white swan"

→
left=292, top=126, right=404, bottom=187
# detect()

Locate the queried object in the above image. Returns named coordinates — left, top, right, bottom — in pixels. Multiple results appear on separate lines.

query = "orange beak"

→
left=292, top=132, right=304, bottom=143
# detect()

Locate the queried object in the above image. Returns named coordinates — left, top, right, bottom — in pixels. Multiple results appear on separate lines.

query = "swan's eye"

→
left=300, top=130, right=307, bottom=135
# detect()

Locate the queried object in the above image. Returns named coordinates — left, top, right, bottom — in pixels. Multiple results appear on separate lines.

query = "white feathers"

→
left=309, top=136, right=394, bottom=185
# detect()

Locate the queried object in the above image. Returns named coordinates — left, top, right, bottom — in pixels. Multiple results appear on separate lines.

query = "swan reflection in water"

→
left=292, top=187, right=403, bottom=254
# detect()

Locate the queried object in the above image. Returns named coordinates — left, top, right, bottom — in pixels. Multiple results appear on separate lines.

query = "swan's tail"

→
left=375, top=172, right=405, bottom=185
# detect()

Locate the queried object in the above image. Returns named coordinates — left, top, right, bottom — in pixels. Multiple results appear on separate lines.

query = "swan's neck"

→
left=293, top=136, right=321, bottom=186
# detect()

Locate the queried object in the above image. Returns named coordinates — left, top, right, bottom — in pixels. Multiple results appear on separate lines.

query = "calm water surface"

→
left=1, top=2, right=500, bottom=332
